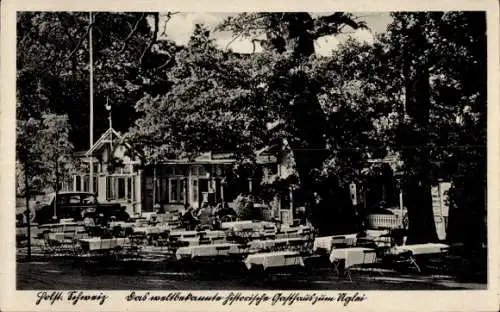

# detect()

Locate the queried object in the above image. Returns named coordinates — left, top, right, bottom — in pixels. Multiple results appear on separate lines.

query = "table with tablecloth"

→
left=277, top=225, right=313, bottom=237
left=244, top=251, right=305, bottom=270
left=249, top=237, right=307, bottom=251
left=79, top=237, right=129, bottom=251
left=198, top=230, right=227, bottom=239
left=132, top=224, right=170, bottom=235
left=47, top=231, right=88, bottom=242
left=39, top=223, right=85, bottom=233
left=175, top=243, right=243, bottom=260
left=313, top=234, right=358, bottom=252
left=329, top=247, right=377, bottom=268
left=221, top=221, right=276, bottom=233
left=169, top=230, right=201, bottom=240
left=177, top=237, right=202, bottom=246
left=391, top=243, right=449, bottom=256
left=108, top=221, right=134, bottom=229
left=313, top=236, right=333, bottom=251
left=365, top=229, right=390, bottom=237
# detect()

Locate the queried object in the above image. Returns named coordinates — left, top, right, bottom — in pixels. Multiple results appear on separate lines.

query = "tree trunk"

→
left=270, top=14, right=328, bottom=220
left=54, top=157, right=59, bottom=219
left=403, top=61, right=438, bottom=243
left=23, top=163, right=31, bottom=261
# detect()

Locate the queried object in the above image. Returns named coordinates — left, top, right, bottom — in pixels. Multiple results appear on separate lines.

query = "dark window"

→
left=160, top=177, right=168, bottom=203
left=127, top=178, right=132, bottom=200
left=106, top=177, right=112, bottom=200
left=75, top=177, right=81, bottom=191
left=56, top=195, right=67, bottom=205
left=68, top=195, right=81, bottom=204
left=82, top=194, right=97, bottom=205
left=118, top=178, right=126, bottom=199
left=83, top=176, right=89, bottom=192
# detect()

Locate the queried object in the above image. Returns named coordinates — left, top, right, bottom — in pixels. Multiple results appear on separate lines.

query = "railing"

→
left=366, top=214, right=402, bottom=230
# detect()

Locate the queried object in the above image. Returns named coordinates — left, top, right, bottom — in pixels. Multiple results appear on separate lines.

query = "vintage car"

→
left=31, top=191, right=126, bottom=225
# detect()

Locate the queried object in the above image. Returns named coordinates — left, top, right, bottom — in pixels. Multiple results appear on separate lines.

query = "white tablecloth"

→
left=393, top=243, right=449, bottom=256
left=79, top=238, right=129, bottom=251
left=365, top=229, right=390, bottom=237
left=313, top=236, right=333, bottom=251
left=48, top=232, right=88, bottom=242
left=169, top=230, right=200, bottom=239
left=221, top=221, right=276, bottom=232
left=249, top=237, right=306, bottom=251
left=178, top=238, right=202, bottom=246
left=108, top=221, right=134, bottom=229
left=199, top=230, right=227, bottom=239
left=39, top=223, right=84, bottom=233
left=176, top=243, right=242, bottom=259
left=244, top=251, right=305, bottom=270
left=329, top=247, right=377, bottom=268
left=313, top=234, right=358, bottom=251
left=133, top=224, right=169, bottom=235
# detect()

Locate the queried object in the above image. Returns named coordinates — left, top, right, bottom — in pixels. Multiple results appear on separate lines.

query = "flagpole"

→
left=89, top=11, right=94, bottom=194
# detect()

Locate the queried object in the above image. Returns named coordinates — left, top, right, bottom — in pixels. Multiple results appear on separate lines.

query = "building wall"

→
left=142, top=164, right=232, bottom=213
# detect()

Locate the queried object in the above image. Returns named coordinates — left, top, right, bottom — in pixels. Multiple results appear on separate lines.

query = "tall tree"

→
left=386, top=12, right=486, bottom=244
left=217, top=12, right=368, bottom=210
left=127, top=24, right=263, bottom=163
left=17, top=12, right=177, bottom=150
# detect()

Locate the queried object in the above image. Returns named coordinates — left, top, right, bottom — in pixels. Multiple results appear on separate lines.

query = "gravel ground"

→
left=16, top=255, right=486, bottom=291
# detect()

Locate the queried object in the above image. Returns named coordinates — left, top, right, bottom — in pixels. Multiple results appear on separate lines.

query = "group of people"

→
left=154, top=201, right=236, bottom=231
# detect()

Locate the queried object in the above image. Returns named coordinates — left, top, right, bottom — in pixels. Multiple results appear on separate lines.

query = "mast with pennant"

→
left=89, top=11, right=94, bottom=193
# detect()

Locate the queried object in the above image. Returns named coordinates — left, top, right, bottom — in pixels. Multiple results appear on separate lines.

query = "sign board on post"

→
left=349, top=183, right=357, bottom=206
left=431, top=183, right=451, bottom=241
left=280, top=210, right=291, bottom=225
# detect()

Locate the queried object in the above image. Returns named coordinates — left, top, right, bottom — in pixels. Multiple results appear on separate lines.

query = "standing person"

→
left=296, top=206, right=306, bottom=225
left=27, top=201, right=39, bottom=224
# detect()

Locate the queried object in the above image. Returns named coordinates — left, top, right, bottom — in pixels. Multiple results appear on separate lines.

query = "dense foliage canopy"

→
left=17, top=12, right=486, bottom=245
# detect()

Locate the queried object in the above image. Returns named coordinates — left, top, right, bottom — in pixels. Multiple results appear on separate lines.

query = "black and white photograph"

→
left=1, top=0, right=499, bottom=311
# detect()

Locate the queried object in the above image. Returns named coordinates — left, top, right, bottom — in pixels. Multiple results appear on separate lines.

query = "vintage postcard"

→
left=1, top=0, right=498, bottom=311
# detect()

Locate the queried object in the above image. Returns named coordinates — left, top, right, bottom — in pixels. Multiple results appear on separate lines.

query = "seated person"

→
left=115, top=206, right=130, bottom=222
left=181, top=207, right=198, bottom=230
left=149, top=214, right=159, bottom=225
left=153, top=203, right=165, bottom=214
left=83, top=213, right=96, bottom=228
left=215, top=204, right=237, bottom=219
left=197, top=202, right=213, bottom=227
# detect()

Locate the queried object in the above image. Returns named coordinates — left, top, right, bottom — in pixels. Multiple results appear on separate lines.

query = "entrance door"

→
left=144, top=177, right=154, bottom=212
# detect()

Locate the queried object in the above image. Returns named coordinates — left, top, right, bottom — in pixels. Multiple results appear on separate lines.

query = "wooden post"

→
left=54, top=157, right=58, bottom=219
left=183, top=178, right=188, bottom=205
left=153, top=163, right=157, bottom=205
left=220, top=179, right=225, bottom=206
left=89, top=11, right=94, bottom=194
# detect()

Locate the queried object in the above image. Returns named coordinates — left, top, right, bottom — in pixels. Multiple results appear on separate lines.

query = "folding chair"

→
left=332, top=259, right=347, bottom=280
left=392, top=250, right=421, bottom=273
left=359, top=249, right=380, bottom=279
left=331, top=236, right=347, bottom=249
left=111, top=226, right=124, bottom=238
left=199, top=237, right=212, bottom=245
left=273, top=241, right=288, bottom=252
left=215, top=245, right=231, bottom=256
left=424, top=246, right=451, bottom=274
left=283, top=253, right=302, bottom=267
